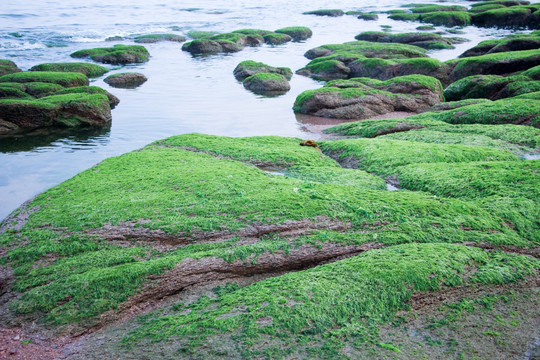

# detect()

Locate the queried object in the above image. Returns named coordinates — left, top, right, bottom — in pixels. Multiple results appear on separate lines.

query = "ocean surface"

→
left=0, top=0, right=523, bottom=220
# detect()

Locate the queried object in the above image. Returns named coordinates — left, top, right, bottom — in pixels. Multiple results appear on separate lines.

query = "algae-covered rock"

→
left=71, top=44, right=150, bottom=64
left=522, top=65, right=540, bottom=80
left=427, top=98, right=540, bottom=126
left=426, top=98, right=491, bottom=111
left=353, top=12, right=379, bottom=20
left=410, top=5, right=468, bottom=13
left=233, top=60, right=292, bottom=81
left=23, top=82, right=64, bottom=97
left=284, top=166, right=386, bottom=189
left=471, top=5, right=540, bottom=29
left=444, top=74, right=540, bottom=101
left=294, top=75, right=443, bottom=119
left=304, top=40, right=428, bottom=60
left=355, top=31, right=455, bottom=50
left=459, top=35, right=540, bottom=58
left=243, top=73, right=290, bottom=93
left=181, top=39, right=243, bottom=54
left=447, top=49, right=540, bottom=82
left=29, top=62, right=109, bottom=78
left=262, top=33, right=292, bottom=45
left=0, top=59, right=22, bottom=76
left=52, top=86, right=120, bottom=108
left=303, top=9, right=344, bottom=17
left=104, top=72, right=147, bottom=89
left=275, top=26, right=313, bottom=41
left=134, top=33, right=187, bottom=43
left=0, top=93, right=111, bottom=134
left=419, top=11, right=471, bottom=27
left=0, top=71, right=89, bottom=87
left=0, top=85, right=30, bottom=100
left=186, top=30, right=218, bottom=39
left=347, top=57, right=449, bottom=83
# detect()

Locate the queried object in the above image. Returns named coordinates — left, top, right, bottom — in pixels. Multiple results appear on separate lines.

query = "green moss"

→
left=419, top=11, right=471, bottom=27
left=444, top=74, right=510, bottom=101
left=319, top=138, right=517, bottom=176
left=307, top=40, right=427, bottom=60
left=274, top=27, right=313, bottom=41
left=211, top=32, right=254, bottom=44
left=303, top=9, right=344, bottom=16
left=231, top=29, right=272, bottom=36
left=70, top=45, right=150, bottom=64
left=388, top=12, right=421, bottom=21
left=29, top=63, right=108, bottom=78
left=0, top=85, right=31, bottom=99
left=426, top=98, right=540, bottom=126
left=324, top=117, right=443, bottom=137
left=263, top=33, right=291, bottom=45
left=514, top=91, right=540, bottom=100
left=411, top=5, right=467, bottom=13
left=186, top=30, right=218, bottom=39
left=0, top=71, right=89, bottom=87
left=283, top=166, right=386, bottom=190
left=133, top=34, right=186, bottom=43
left=23, top=82, right=64, bottom=97
left=382, top=130, right=533, bottom=154
left=522, top=65, right=540, bottom=80
left=156, top=133, right=338, bottom=169
left=416, top=25, right=436, bottom=30
left=397, top=160, right=539, bottom=200
left=469, top=4, right=506, bottom=13
left=122, top=243, right=538, bottom=357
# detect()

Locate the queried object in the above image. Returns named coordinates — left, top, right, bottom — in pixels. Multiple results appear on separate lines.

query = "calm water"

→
left=0, top=0, right=520, bottom=220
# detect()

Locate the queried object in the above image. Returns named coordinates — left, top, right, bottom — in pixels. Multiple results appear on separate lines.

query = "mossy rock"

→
left=411, top=5, right=467, bottom=13
left=471, top=5, right=540, bottom=28
left=283, top=166, right=386, bottom=189
left=426, top=98, right=540, bottom=127
left=293, top=75, right=444, bottom=119
left=0, top=71, right=89, bottom=88
left=23, top=82, right=65, bottom=97
left=0, top=59, right=22, bottom=76
left=105, top=36, right=123, bottom=41
left=296, top=59, right=353, bottom=80
left=134, top=33, right=187, bottom=43
left=304, top=41, right=428, bottom=61
left=0, top=85, right=31, bottom=100
left=303, top=9, right=344, bottom=17
left=243, top=73, right=291, bottom=94
left=319, top=137, right=517, bottom=176
left=427, top=98, right=492, bottom=111
left=470, top=1, right=531, bottom=7
left=104, top=72, right=147, bottom=89
left=354, top=31, right=454, bottom=50
left=186, top=30, right=218, bottom=39
left=70, top=44, right=150, bottom=65
left=388, top=12, right=421, bottom=21
left=0, top=93, right=111, bottom=134
left=444, top=74, right=517, bottom=101
left=416, top=25, right=436, bottom=30
left=231, top=29, right=273, bottom=36
left=447, top=49, right=540, bottom=82
left=396, top=160, right=540, bottom=200
left=211, top=32, right=264, bottom=47
left=155, top=134, right=339, bottom=168
left=52, top=86, right=120, bottom=108
left=459, top=34, right=540, bottom=58
left=181, top=39, right=243, bottom=55
left=419, top=11, right=471, bottom=27
left=356, top=12, right=379, bottom=20
left=29, top=62, right=109, bottom=78
left=233, top=60, right=292, bottom=81
left=522, top=65, right=540, bottom=80
left=263, top=33, right=292, bottom=45
left=274, top=26, right=313, bottom=41
left=347, top=57, right=449, bottom=83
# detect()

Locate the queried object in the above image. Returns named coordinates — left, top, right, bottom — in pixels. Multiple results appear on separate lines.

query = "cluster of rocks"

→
left=0, top=62, right=118, bottom=135
left=388, top=1, right=540, bottom=28
left=182, top=27, right=312, bottom=55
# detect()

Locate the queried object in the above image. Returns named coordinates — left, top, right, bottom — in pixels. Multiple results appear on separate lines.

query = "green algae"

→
left=133, top=33, right=186, bottom=43
left=274, top=27, right=313, bottom=41
left=156, top=134, right=337, bottom=168
left=186, top=30, right=218, bottom=39
left=70, top=44, right=150, bottom=64
left=305, top=40, right=427, bottom=60
left=23, top=82, right=64, bottom=97
left=122, top=243, right=538, bottom=358
left=319, top=138, right=517, bottom=176
left=29, top=63, right=108, bottom=78
left=283, top=166, right=386, bottom=190
left=0, top=71, right=89, bottom=88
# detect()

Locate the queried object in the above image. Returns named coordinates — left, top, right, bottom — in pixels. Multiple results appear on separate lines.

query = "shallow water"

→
left=0, top=0, right=524, bottom=220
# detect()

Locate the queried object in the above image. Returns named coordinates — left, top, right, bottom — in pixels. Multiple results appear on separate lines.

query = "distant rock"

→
left=134, top=34, right=187, bottom=43
left=0, top=59, right=22, bottom=77
left=243, top=73, right=291, bottom=93
left=104, top=72, right=147, bottom=88
left=303, top=9, right=344, bottom=17
left=71, top=45, right=150, bottom=64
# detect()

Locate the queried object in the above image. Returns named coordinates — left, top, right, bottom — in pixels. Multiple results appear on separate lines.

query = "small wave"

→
left=0, top=13, right=39, bottom=18
left=0, top=41, right=46, bottom=51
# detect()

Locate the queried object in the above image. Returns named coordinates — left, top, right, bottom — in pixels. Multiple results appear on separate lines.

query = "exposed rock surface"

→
left=104, top=72, right=147, bottom=88
left=233, top=60, right=292, bottom=81
left=242, top=73, right=291, bottom=93
left=71, top=45, right=150, bottom=64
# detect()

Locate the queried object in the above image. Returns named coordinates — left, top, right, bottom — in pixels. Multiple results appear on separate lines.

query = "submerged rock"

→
left=459, top=34, right=540, bottom=58
left=293, top=75, right=444, bottom=119
left=233, top=60, right=292, bottom=81
left=104, top=72, right=147, bottom=89
left=0, top=71, right=89, bottom=87
left=71, top=44, right=150, bottom=64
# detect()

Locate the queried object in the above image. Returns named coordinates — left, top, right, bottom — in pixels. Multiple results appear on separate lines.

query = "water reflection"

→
left=0, top=125, right=111, bottom=153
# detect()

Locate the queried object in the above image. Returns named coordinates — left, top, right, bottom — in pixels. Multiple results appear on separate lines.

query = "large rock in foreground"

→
left=294, top=75, right=444, bottom=119
left=0, top=59, right=22, bottom=76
